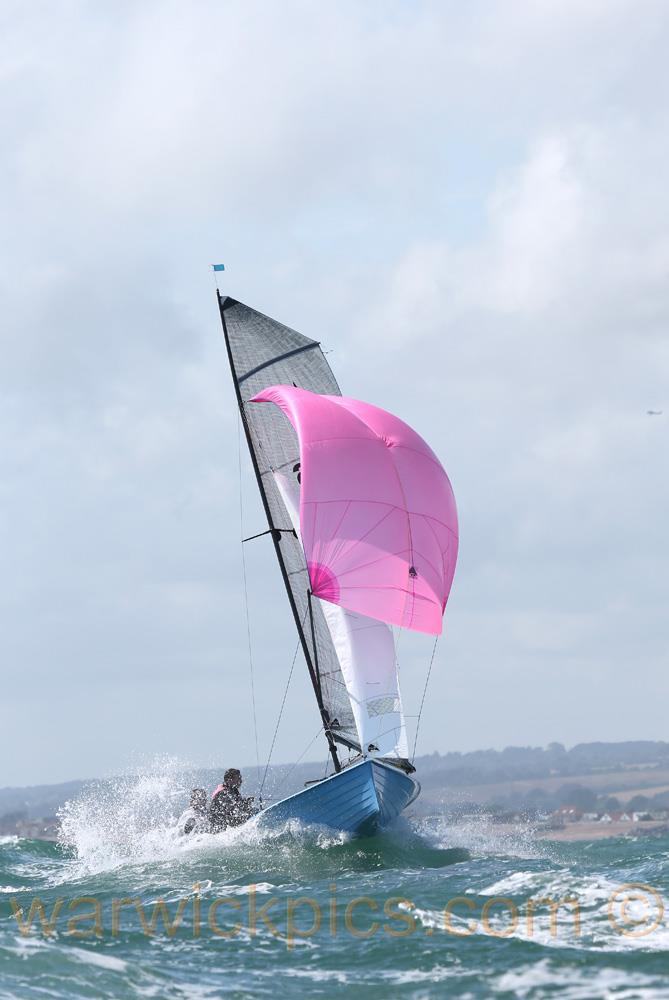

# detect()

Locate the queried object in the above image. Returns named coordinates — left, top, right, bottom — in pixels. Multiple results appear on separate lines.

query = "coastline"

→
left=535, top=819, right=669, bottom=842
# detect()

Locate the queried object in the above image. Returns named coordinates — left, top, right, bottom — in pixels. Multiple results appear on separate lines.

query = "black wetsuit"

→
left=209, top=785, right=255, bottom=832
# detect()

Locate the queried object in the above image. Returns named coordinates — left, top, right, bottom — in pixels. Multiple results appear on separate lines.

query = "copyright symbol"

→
left=608, top=883, right=665, bottom=938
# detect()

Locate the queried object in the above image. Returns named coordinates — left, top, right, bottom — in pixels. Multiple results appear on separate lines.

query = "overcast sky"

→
left=2, top=1, right=667, bottom=787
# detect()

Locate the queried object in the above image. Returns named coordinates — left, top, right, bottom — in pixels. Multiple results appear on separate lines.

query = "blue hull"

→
left=257, top=759, right=420, bottom=837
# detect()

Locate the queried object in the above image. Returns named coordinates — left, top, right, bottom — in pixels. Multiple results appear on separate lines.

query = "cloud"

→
left=1, top=0, right=668, bottom=784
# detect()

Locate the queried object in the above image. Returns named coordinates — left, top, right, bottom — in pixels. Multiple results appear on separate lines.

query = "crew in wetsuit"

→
left=178, top=788, right=209, bottom=835
left=209, top=768, right=256, bottom=832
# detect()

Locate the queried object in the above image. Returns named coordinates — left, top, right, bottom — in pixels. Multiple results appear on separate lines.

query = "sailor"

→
left=178, top=788, right=209, bottom=835
left=209, top=768, right=256, bottom=832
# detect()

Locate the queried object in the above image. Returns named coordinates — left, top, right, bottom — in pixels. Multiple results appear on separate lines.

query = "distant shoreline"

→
left=3, top=741, right=669, bottom=845
left=6, top=820, right=669, bottom=847
left=535, top=820, right=669, bottom=842
left=487, top=819, right=669, bottom=842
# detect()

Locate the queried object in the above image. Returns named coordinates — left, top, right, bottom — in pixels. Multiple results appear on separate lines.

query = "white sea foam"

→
left=69, top=946, right=127, bottom=972
left=415, top=811, right=542, bottom=860
left=284, top=969, right=351, bottom=985
left=7, top=934, right=50, bottom=954
left=409, top=863, right=669, bottom=958
left=56, top=754, right=353, bottom=881
left=494, top=958, right=665, bottom=998
left=58, top=755, right=217, bottom=873
left=478, top=869, right=554, bottom=896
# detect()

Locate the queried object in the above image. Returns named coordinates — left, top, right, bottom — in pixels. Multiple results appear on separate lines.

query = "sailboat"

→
left=217, top=293, right=458, bottom=837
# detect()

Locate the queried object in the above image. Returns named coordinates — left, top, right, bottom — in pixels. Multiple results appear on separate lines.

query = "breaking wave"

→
left=1, top=756, right=666, bottom=999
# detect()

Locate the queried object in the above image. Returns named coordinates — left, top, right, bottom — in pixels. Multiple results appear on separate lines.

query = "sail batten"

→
left=238, top=342, right=321, bottom=384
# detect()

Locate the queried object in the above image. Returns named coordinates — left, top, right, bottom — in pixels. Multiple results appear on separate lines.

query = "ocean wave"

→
left=3, top=756, right=657, bottom=999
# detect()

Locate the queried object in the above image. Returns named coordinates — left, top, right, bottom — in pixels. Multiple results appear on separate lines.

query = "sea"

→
left=1, top=762, right=668, bottom=999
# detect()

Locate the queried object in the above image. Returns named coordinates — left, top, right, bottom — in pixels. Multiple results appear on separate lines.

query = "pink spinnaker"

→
left=251, top=386, right=459, bottom=635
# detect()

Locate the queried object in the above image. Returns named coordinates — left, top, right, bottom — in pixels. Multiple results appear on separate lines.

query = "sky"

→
left=1, top=0, right=668, bottom=787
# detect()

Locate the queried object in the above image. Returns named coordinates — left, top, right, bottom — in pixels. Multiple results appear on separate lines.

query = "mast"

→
left=217, top=291, right=342, bottom=773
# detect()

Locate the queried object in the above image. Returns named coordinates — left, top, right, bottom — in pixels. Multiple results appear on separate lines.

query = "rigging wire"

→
left=259, top=626, right=304, bottom=801
left=270, top=725, right=325, bottom=800
left=411, top=635, right=440, bottom=763
left=394, top=624, right=404, bottom=670
left=237, top=413, right=261, bottom=790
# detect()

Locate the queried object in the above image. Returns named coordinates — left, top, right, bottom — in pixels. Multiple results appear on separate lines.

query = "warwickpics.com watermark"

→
left=5, top=884, right=665, bottom=949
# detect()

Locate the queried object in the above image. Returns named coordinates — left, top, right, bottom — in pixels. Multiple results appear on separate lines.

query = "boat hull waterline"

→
left=256, top=759, right=420, bottom=837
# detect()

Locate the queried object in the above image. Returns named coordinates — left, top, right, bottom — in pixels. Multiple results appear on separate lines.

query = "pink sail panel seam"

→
left=250, top=385, right=458, bottom=635
left=302, top=497, right=458, bottom=537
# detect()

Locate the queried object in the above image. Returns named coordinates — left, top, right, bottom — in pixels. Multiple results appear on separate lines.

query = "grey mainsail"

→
left=218, top=295, right=359, bottom=769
